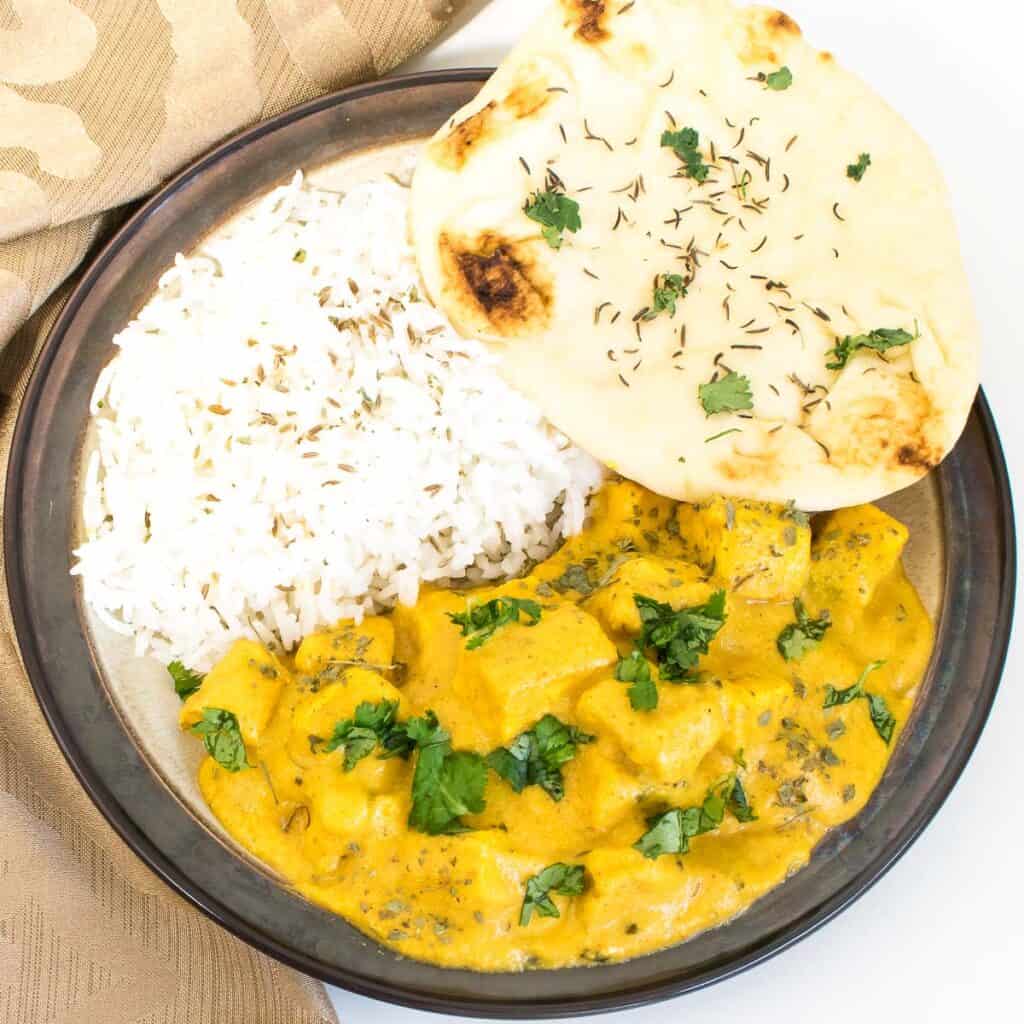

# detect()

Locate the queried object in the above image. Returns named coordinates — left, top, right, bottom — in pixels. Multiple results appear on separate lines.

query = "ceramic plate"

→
left=4, top=70, right=1016, bottom=1018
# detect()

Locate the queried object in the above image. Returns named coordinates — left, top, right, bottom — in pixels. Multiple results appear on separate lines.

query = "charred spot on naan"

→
left=766, top=10, right=801, bottom=36
left=430, top=102, right=498, bottom=171
left=504, top=75, right=552, bottom=118
left=428, top=70, right=553, bottom=171
left=811, top=376, right=942, bottom=475
left=736, top=6, right=802, bottom=64
left=560, top=0, right=610, bottom=43
left=439, top=232, right=552, bottom=338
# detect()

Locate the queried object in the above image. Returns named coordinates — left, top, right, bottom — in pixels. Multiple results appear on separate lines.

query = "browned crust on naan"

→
left=766, top=10, right=801, bottom=36
left=504, top=75, right=552, bottom=119
left=439, top=232, right=552, bottom=337
left=430, top=102, right=498, bottom=172
left=560, top=0, right=610, bottom=43
left=737, top=7, right=802, bottom=64
left=814, top=378, right=942, bottom=475
left=428, top=69, right=553, bottom=172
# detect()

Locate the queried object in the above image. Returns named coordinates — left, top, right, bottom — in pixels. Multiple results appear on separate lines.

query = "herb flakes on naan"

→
left=412, top=0, right=979, bottom=510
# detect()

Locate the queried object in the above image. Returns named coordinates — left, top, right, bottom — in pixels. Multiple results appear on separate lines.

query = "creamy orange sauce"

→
left=180, top=481, right=931, bottom=970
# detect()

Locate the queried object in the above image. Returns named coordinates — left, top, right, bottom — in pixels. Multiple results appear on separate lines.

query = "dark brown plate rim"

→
left=4, top=69, right=1018, bottom=1017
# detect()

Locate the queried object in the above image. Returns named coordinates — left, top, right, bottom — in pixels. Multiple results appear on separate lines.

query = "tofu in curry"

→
left=179, top=481, right=931, bottom=970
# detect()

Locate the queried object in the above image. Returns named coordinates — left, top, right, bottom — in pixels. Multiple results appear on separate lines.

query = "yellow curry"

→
left=179, top=481, right=931, bottom=970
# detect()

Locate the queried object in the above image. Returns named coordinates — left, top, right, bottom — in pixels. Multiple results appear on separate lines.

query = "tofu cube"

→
left=809, top=504, right=909, bottom=607
left=294, top=616, right=394, bottom=676
left=584, top=557, right=712, bottom=638
left=570, top=746, right=643, bottom=832
left=599, top=478, right=679, bottom=530
left=286, top=667, right=405, bottom=770
left=180, top=639, right=286, bottom=746
left=717, top=676, right=797, bottom=753
left=457, top=604, right=617, bottom=744
left=676, top=497, right=811, bottom=601
left=575, top=676, right=724, bottom=784
left=580, top=846, right=687, bottom=939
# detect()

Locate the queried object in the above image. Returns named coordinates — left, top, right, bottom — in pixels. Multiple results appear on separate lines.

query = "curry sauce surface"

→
left=180, top=481, right=931, bottom=970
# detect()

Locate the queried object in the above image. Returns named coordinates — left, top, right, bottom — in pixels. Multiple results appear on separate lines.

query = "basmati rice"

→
left=72, top=170, right=602, bottom=670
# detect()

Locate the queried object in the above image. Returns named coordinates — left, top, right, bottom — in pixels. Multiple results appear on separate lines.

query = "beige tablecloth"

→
left=0, top=3, right=465, bottom=1021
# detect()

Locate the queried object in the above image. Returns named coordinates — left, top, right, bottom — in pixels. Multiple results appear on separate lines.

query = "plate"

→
left=4, top=70, right=1017, bottom=1017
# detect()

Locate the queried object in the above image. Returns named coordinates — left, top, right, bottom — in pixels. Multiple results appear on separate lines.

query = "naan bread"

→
left=411, top=0, right=979, bottom=510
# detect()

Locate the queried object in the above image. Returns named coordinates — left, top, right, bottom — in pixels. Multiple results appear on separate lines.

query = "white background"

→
left=331, top=1, right=1024, bottom=1020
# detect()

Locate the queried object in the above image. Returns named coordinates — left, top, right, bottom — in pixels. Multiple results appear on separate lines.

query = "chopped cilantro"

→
left=524, top=189, right=581, bottom=249
left=321, top=699, right=413, bottom=770
left=866, top=693, right=897, bottom=745
left=168, top=660, right=203, bottom=701
left=847, top=152, right=871, bottom=181
left=634, top=773, right=755, bottom=859
left=823, top=662, right=882, bottom=706
left=698, top=371, right=754, bottom=415
left=615, top=648, right=658, bottom=711
left=645, top=272, right=688, bottom=319
left=634, top=805, right=711, bottom=859
left=520, top=862, right=585, bottom=925
left=823, top=661, right=895, bottom=744
left=404, top=712, right=487, bottom=834
left=632, top=589, right=727, bottom=686
left=448, top=597, right=542, bottom=650
left=723, top=773, right=758, bottom=823
left=660, top=127, right=709, bottom=182
left=189, top=708, right=249, bottom=772
left=487, top=714, right=594, bottom=802
left=777, top=599, right=832, bottom=661
left=826, top=326, right=917, bottom=370
left=763, top=66, right=793, bottom=90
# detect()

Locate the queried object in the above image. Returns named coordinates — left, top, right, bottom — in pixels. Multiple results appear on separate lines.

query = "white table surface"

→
left=331, top=1, right=1024, bottom=1019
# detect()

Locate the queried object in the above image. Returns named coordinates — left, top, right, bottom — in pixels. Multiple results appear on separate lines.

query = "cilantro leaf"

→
left=867, top=693, right=897, bottom=745
left=698, top=371, right=754, bottom=415
left=486, top=743, right=530, bottom=793
left=826, top=326, right=917, bottom=370
left=615, top=649, right=658, bottom=711
left=823, top=660, right=885, bottom=707
left=168, top=660, right=203, bottom=701
left=321, top=699, right=412, bottom=771
left=644, top=273, right=688, bottom=319
left=847, top=152, right=871, bottom=181
left=189, top=708, right=249, bottom=772
left=634, top=773, right=755, bottom=858
left=777, top=598, right=832, bottom=661
left=523, top=189, right=581, bottom=249
left=723, top=773, right=758, bottom=823
left=634, top=589, right=727, bottom=682
left=448, top=596, right=542, bottom=650
left=405, top=712, right=487, bottom=835
left=487, top=714, right=594, bottom=802
left=660, top=127, right=709, bottom=182
left=823, top=661, right=895, bottom=744
left=520, top=862, right=585, bottom=925
left=763, top=66, right=793, bottom=90
left=633, top=807, right=701, bottom=859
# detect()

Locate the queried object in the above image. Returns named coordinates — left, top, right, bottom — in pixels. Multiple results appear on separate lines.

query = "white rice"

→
left=72, top=169, right=603, bottom=671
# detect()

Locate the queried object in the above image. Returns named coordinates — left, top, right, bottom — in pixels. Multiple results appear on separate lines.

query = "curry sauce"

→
left=180, top=481, right=931, bottom=970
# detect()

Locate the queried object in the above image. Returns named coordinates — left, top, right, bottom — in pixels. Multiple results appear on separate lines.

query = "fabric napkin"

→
left=0, top=2, right=466, bottom=1021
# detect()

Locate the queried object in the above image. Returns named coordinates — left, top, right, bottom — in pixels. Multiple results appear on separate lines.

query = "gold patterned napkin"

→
left=0, top=2, right=466, bottom=1021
